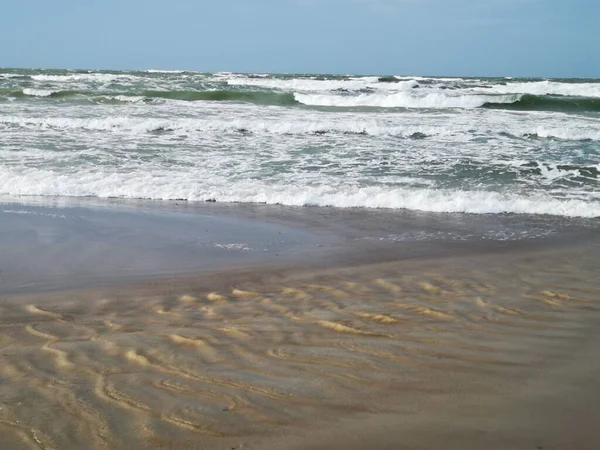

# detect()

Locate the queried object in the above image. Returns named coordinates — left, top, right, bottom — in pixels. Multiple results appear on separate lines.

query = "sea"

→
left=1, top=68, right=599, bottom=218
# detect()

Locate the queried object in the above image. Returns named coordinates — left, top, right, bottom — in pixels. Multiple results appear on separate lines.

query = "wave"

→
left=2, top=89, right=150, bottom=103
left=483, top=94, right=600, bottom=113
left=22, top=88, right=86, bottom=98
left=145, top=69, right=186, bottom=74
left=20, top=89, right=84, bottom=99
left=520, top=162, right=599, bottom=180
left=526, top=126, right=600, bottom=141
left=296, top=91, right=600, bottom=112
left=90, top=95, right=149, bottom=105
left=0, top=116, right=444, bottom=137
left=5, top=89, right=298, bottom=105
left=140, top=89, right=297, bottom=104
left=394, top=76, right=470, bottom=83
left=227, top=76, right=418, bottom=92
left=6, top=75, right=600, bottom=112
left=22, top=88, right=56, bottom=97
left=30, top=73, right=142, bottom=83
left=486, top=80, right=600, bottom=98
left=3, top=115, right=600, bottom=141
left=295, top=92, right=519, bottom=108
left=0, top=73, right=30, bottom=80
left=0, top=168, right=596, bottom=218
left=5, top=88, right=81, bottom=99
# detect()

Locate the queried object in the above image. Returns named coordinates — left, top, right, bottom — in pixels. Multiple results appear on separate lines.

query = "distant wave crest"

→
left=294, top=92, right=520, bottom=109
left=483, top=94, right=600, bottom=113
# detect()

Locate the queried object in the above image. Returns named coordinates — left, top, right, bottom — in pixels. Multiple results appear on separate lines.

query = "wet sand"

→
left=0, top=199, right=599, bottom=449
left=0, top=200, right=330, bottom=294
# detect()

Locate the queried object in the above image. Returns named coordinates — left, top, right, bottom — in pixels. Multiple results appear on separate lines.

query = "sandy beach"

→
left=0, top=199, right=598, bottom=449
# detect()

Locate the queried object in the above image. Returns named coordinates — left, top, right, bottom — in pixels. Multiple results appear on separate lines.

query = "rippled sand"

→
left=0, top=245, right=599, bottom=449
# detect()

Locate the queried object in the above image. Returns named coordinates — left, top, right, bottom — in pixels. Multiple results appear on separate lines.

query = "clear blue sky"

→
left=1, top=0, right=598, bottom=77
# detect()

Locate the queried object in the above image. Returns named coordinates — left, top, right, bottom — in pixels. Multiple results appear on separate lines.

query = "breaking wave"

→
left=139, top=90, right=297, bottom=104
left=22, top=88, right=56, bottom=97
left=227, top=76, right=418, bottom=92
left=7, top=89, right=298, bottom=105
left=484, top=94, right=600, bottom=113
left=2, top=115, right=600, bottom=141
left=485, top=80, right=600, bottom=98
left=145, top=69, right=186, bottom=74
left=295, top=92, right=519, bottom=108
left=0, top=167, right=597, bottom=218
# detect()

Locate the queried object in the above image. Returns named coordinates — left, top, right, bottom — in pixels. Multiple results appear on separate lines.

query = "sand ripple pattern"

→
left=0, top=249, right=597, bottom=448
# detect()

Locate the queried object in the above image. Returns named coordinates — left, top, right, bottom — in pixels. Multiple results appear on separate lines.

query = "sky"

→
left=1, top=0, right=598, bottom=77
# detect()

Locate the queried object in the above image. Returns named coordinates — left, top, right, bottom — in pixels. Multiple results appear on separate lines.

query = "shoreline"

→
left=1, top=196, right=597, bottom=296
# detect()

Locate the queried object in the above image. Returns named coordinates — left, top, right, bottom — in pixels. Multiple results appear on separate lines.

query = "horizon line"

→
left=1, top=66, right=598, bottom=80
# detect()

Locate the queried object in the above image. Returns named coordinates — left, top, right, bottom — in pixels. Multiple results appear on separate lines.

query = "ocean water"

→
left=1, top=69, right=599, bottom=217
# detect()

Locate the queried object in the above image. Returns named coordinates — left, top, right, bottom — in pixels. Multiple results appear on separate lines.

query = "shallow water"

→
left=1, top=198, right=597, bottom=295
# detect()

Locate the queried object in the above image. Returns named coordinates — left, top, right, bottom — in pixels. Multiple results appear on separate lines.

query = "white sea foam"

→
left=536, top=164, right=580, bottom=182
left=394, top=76, right=469, bottom=82
left=0, top=167, right=596, bottom=218
left=30, top=73, right=139, bottom=83
left=22, top=88, right=56, bottom=97
left=2, top=114, right=599, bottom=142
left=0, top=116, right=158, bottom=132
left=295, top=92, right=519, bottom=108
left=486, top=80, right=600, bottom=98
left=94, top=95, right=150, bottom=104
left=0, top=115, right=443, bottom=137
left=146, top=69, right=185, bottom=74
left=214, top=243, right=253, bottom=251
left=534, top=126, right=600, bottom=141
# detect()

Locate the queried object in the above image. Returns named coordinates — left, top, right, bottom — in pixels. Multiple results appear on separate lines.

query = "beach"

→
left=0, top=199, right=598, bottom=449
left=1, top=68, right=599, bottom=448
